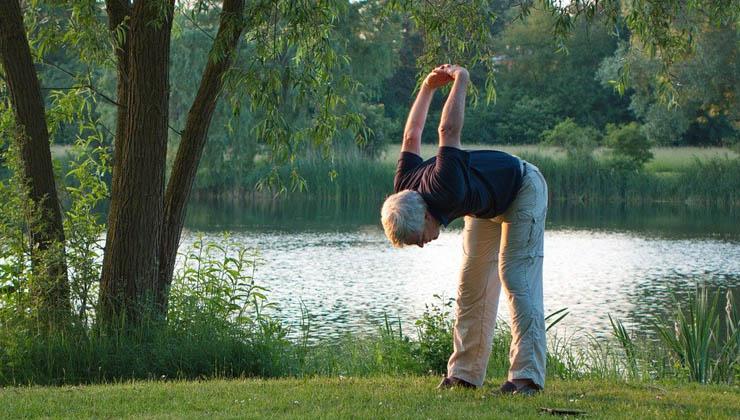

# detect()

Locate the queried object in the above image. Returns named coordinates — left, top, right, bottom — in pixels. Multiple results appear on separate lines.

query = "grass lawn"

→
left=2, top=376, right=738, bottom=419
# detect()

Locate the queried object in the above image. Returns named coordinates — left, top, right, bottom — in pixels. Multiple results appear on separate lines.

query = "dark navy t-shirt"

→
left=393, top=146, right=523, bottom=226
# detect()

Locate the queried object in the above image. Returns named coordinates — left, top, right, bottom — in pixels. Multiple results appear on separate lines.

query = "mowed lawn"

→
left=2, top=376, right=738, bottom=419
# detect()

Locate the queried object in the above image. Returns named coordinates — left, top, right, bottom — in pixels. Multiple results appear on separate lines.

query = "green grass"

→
left=2, top=376, right=738, bottom=419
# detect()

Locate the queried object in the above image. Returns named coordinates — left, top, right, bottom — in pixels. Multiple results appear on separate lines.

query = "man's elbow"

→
left=403, top=130, right=422, bottom=145
left=438, top=124, right=460, bottom=138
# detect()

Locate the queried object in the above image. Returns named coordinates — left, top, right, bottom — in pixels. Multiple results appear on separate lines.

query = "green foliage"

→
left=61, top=128, right=110, bottom=327
left=604, top=122, right=653, bottom=170
left=169, top=235, right=271, bottom=329
left=413, top=295, right=454, bottom=374
left=520, top=152, right=740, bottom=206
left=494, top=8, right=630, bottom=130
left=245, top=156, right=393, bottom=200
left=541, top=118, right=601, bottom=160
left=609, top=314, right=639, bottom=380
left=653, top=287, right=739, bottom=384
left=599, top=24, right=738, bottom=146
left=0, top=110, right=32, bottom=310
left=492, top=96, right=560, bottom=144
left=355, top=103, right=393, bottom=159
left=0, top=235, right=294, bottom=385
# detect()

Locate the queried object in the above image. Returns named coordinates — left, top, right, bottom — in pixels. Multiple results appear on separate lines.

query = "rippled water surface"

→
left=184, top=200, right=740, bottom=339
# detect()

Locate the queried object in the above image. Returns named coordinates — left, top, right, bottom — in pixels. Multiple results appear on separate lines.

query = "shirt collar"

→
left=427, top=207, right=449, bottom=227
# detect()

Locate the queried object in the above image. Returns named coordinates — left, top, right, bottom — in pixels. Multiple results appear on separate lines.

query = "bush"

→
left=604, top=123, right=653, bottom=170
left=541, top=118, right=600, bottom=160
left=414, top=295, right=455, bottom=374
left=495, top=96, right=559, bottom=144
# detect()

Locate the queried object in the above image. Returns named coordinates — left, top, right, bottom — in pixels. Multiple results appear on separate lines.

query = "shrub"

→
left=541, top=118, right=600, bottom=160
left=495, top=96, right=559, bottom=144
left=604, top=122, right=653, bottom=170
left=414, top=295, right=455, bottom=374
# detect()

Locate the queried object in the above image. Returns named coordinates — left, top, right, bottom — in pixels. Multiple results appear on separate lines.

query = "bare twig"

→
left=178, top=7, right=216, bottom=41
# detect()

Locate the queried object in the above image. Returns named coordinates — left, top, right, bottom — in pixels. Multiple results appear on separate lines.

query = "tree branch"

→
left=40, top=61, right=183, bottom=136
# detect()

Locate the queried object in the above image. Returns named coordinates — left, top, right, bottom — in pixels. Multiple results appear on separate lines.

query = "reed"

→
left=220, top=150, right=740, bottom=207
left=652, top=287, right=739, bottom=384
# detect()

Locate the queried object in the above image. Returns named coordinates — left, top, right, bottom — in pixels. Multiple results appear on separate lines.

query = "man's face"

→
left=404, top=212, right=441, bottom=248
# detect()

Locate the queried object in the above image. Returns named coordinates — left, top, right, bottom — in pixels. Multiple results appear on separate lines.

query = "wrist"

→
left=454, top=70, right=469, bottom=81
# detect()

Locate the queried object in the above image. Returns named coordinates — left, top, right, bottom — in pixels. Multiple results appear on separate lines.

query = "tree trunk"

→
left=105, top=0, right=131, bottom=157
left=99, top=0, right=174, bottom=325
left=0, top=0, right=70, bottom=325
left=157, top=0, right=245, bottom=311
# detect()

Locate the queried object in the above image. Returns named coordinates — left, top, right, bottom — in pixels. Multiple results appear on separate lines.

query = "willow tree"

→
left=2, top=0, right=735, bottom=327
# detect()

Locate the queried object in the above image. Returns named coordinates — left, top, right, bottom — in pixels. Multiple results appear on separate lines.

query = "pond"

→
left=184, top=198, right=740, bottom=341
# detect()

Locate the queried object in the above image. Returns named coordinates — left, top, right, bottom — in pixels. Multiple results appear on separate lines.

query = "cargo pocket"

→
left=501, top=211, right=535, bottom=259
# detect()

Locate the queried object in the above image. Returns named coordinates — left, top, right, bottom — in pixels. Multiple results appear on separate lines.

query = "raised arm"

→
left=401, top=68, right=453, bottom=155
left=437, top=65, right=469, bottom=149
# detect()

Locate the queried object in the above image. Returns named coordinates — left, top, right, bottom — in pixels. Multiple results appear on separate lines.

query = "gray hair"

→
left=381, top=190, right=426, bottom=247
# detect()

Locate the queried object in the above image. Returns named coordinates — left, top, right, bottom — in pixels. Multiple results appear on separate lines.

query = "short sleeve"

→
left=429, top=146, right=468, bottom=205
left=394, top=151, right=423, bottom=192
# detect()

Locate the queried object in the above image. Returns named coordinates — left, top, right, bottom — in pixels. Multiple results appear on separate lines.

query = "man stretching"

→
left=381, top=64, right=548, bottom=395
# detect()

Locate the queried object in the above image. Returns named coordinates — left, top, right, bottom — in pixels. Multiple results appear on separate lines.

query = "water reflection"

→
left=187, top=197, right=740, bottom=239
left=183, top=199, right=740, bottom=340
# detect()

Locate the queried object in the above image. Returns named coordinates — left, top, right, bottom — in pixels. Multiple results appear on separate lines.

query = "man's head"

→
left=381, top=190, right=441, bottom=248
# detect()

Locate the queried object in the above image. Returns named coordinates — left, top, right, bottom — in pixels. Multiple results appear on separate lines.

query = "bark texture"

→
left=157, top=0, right=245, bottom=310
left=99, top=0, right=175, bottom=324
left=0, top=0, right=70, bottom=324
left=105, top=0, right=131, bottom=158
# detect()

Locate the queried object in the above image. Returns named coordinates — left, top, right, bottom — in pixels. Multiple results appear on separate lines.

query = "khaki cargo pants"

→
left=447, top=162, right=548, bottom=388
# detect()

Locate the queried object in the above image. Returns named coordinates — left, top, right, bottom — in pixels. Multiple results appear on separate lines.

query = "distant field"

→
left=645, top=147, right=739, bottom=172
left=381, top=144, right=738, bottom=171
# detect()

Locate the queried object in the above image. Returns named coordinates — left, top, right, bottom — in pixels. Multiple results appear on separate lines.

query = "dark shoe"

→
left=437, top=376, right=476, bottom=389
left=492, top=381, right=517, bottom=395
left=512, top=383, right=542, bottom=396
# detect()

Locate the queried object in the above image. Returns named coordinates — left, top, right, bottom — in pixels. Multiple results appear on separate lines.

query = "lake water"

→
left=184, top=198, right=740, bottom=340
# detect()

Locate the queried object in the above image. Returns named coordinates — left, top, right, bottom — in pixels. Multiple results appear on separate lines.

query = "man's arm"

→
left=401, top=69, right=452, bottom=155
left=437, top=65, right=469, bottom=149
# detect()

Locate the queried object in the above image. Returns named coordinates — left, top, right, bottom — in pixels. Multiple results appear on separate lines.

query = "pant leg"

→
left=497, top=164, right=548, bottom=389
left=446, top=216, right=502, bottom=386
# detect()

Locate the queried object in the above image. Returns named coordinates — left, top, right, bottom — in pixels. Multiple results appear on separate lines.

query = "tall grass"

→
left=217, top=157, right=395, bottom=202
left=202, top=150, right=740, bottom=207
left=653, top=288, right=739, bottom=383
left=521, top=153, right=740, bottom=206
